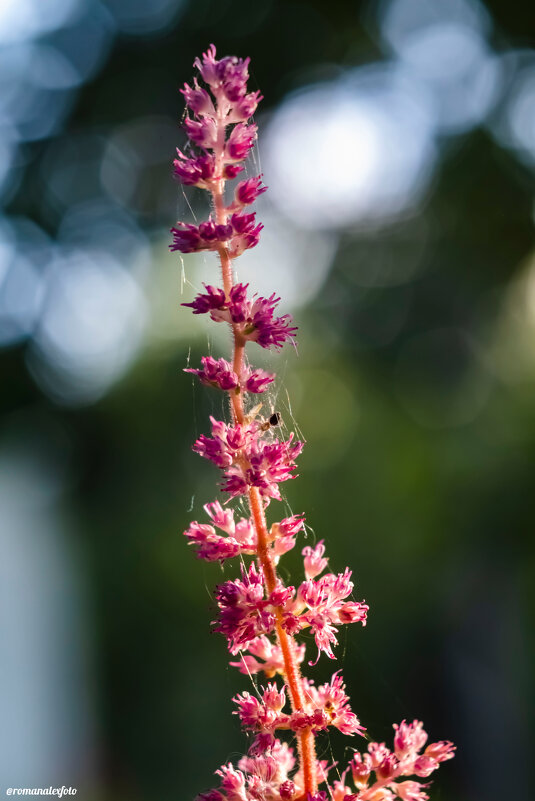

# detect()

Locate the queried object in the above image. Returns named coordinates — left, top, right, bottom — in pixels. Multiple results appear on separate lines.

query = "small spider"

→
left=259, top=411, right=282, bottom=431
left=244, top=404, right=282, bottom=431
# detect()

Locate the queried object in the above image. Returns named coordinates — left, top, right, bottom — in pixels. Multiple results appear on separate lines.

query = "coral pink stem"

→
left=248, top=486, right=318, bottom=798
left=212, top=174, right=318, bottom=797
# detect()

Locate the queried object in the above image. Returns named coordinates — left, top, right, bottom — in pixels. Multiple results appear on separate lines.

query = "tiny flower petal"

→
left=184, top=356, right=239, bottom=391
left=226, top=122, right=257, bottom=161
left=173, top=150, right=216, bottom=187
left=183, top=116, right=218, bottom=149
left=393, top=720, right=428, bottom=759
left=204, top=499, right=235, bottom=533
left=182, top=284, right=227, bottom=315
left=242, top=367, right=275, bottom=394
left=302, top=540, right=329, bottom=580
left=170, top=222, right=203, bottom=253
left=229, top=90, right=263, bottom=122
left=396, top=781, right=430, bottom=801
left=181, top=80, right=216, bottom=116
left=234, top=175, right=267, bottom=207
left=224, top=163, right=244, bottom=179
left=423, top=740, right=455, bottom=763
left=184, top=522, right=241, bottom=562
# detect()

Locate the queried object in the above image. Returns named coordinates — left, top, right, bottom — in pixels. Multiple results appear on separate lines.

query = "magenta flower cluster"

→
left=207, top=547, right=368, bottom=660
left=185, top=356, right=274, bottom=393
left=193, top=416, right=303, bottom=499
left=172, top=45, right=455, bottom=801
left=184, top=283, right=297, bottom=350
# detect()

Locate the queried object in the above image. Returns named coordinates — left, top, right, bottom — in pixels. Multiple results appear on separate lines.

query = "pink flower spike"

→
left=172, top=47, right=455, bottom=801
left=302, top=540, right=329, bottom=580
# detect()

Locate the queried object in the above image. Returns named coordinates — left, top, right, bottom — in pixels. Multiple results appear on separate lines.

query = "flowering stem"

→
left=212, top=177, right=318, bottom=797
left=248, top=485, right=318, bottom=797
left=174, top=46, right=455, bottom=801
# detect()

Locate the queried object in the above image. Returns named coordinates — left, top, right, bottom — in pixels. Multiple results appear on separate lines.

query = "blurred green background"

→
left=0, top=1, right=534, bottom=799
